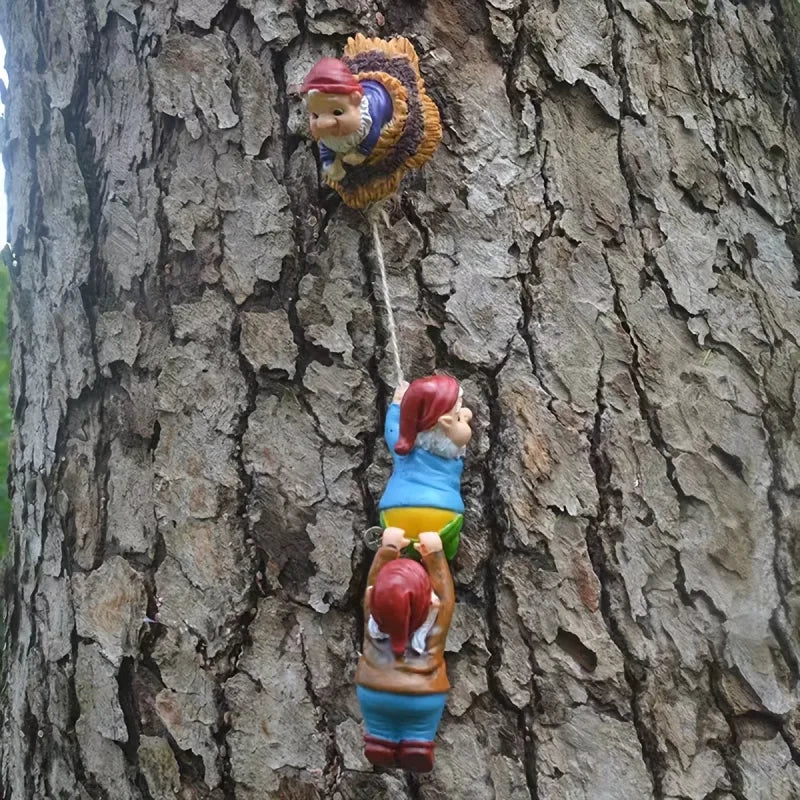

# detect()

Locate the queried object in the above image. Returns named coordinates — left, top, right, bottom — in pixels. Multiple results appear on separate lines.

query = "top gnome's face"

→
left=307, top=90, right=363, bottom=141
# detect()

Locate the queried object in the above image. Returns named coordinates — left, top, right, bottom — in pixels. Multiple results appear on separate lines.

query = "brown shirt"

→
left=355, top=545, right=455, bottom=695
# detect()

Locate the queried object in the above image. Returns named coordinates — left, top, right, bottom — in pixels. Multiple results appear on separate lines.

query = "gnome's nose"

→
left=461, top=408, right=473, bottom=423
left=316, top=117, right=337, bottom=130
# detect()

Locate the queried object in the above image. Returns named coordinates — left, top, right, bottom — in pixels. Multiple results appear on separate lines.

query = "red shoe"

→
left=397, top=740, right=435, bottom=772
left=364, top=734, right=399, bottom=768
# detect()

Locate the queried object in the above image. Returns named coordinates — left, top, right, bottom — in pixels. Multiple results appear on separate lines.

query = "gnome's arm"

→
left=317, top=142, right=336, bottom=169
left=357, top=81, right=394, bottom=156
left=384, top=400, right=401, bottom=455
left=363, top=544, right=400, bottom=618
left=422, top=550, right=455, bottom=650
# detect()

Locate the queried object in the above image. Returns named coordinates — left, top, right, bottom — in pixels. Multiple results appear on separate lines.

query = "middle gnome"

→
left=379, top=375, right=473, bottom=561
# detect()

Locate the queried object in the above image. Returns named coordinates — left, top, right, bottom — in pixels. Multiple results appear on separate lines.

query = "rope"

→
left=369, top=206, right=404, bottom=386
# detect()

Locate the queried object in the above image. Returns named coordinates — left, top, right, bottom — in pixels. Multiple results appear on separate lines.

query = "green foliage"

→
left=0, top=247, right=11, bottom=558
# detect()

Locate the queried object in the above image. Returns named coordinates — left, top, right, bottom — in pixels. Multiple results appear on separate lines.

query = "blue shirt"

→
left=378, top=403, right=465, bottom=513
left=318, top=80, right=394, bottom=167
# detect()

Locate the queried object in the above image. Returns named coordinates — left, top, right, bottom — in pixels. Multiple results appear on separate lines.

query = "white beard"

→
left=415, top=428, right=466, bottom=460
left=319, top=94, right=372, bottom=153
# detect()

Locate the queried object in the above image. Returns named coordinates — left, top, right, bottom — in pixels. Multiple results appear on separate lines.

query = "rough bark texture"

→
left=1, top=1, right=800, bottom=798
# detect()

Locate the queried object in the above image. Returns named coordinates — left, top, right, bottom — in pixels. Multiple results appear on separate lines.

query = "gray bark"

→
left=1, top=0, right=799, bottom=798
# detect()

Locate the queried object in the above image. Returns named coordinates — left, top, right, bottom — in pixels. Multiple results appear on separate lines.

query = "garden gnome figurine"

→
left=379, top=375, right=473, bottom=560
left=301, top=57, right=394, bottom=183
left=300, top=35, right=442, bottom=208
left=356, top=527, right=455, bottom=772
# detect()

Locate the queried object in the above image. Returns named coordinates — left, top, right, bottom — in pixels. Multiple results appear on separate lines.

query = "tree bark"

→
left=1, top=0, right=799, bottom=798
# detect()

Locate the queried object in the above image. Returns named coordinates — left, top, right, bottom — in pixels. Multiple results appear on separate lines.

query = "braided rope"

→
left=368, top=206, right=404, bottom=386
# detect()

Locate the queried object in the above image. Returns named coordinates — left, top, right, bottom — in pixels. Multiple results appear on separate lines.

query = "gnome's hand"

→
left=383, top=527, right=410, bottom=550
left=415, top=531, right=443, bottom=557
left=325, top=158, right=346, bottom=182
left=342, top=151, right=367, bottom=165
left=392, top=381, right=410, bottom=404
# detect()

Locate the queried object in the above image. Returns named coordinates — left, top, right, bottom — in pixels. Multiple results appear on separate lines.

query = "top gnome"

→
left=299, top=35, right=442, bottom=208
left=379, top=376, right=473, bottom=561
left=301, top=58, right=393, bottom=183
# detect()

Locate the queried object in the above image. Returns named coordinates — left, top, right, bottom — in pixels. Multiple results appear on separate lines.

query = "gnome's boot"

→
left=363, top=734, right=398, bottom=768
left=397, top=740, right=435, bottom=772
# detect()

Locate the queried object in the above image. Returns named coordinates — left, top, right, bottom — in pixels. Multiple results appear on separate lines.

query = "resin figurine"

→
left=379, top=375, right=472, bottom=560
left=356, top=527, right=455, bottom=772
left=300, top=35, right=442, bottom=208
left=301, top=57, right=392, bottom=183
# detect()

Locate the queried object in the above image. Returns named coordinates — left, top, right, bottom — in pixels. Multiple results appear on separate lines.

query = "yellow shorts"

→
left=380, top=507, right=460, bottom=540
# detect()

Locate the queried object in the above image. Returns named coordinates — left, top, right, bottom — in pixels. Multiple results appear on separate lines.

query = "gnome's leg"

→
left=397, top=693, right=447, bottom=741
left=363, top=734, right=398, bottom=768
left=395, top=693, right=447, bottom=772
left=356, top=686, right=401, bottom=767
left=397, top=741, right=436, bottom=773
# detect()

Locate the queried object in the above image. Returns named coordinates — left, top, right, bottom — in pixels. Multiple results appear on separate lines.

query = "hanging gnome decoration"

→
left=300, top=34, right=464, bottom=777
left=302, top=58, right=393, bottom=182
left=379, top=376, right=473, bottom=561
left=354, top=376, right=471, bottom=771
left=301, top=35, right=442, bottom=208
left=356, top=527, right=455, bottom=772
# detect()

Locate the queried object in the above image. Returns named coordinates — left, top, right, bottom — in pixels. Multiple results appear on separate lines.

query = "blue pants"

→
left=356, top=686, right=447, bottom=742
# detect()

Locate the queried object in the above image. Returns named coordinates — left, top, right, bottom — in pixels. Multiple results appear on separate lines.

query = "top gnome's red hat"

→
left=300, top=58, right=363, bottom=96
left=395, top=375, right=460, bottom=456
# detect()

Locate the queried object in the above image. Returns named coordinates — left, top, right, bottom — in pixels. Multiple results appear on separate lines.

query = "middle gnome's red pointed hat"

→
left=300, top=58, right=363, bottom=95
left=395, top=375, right=460, bottom=456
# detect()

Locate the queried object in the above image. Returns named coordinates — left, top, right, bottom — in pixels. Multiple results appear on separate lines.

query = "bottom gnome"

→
left=355, top=527, right=455, bottom=772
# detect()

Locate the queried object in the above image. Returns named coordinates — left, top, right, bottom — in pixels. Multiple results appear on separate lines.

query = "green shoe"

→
left=439, top=514, right=463, bottom=560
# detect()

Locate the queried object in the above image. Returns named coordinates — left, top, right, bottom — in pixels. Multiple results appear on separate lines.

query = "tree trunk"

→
left=1, top=0, right=799, bottom=798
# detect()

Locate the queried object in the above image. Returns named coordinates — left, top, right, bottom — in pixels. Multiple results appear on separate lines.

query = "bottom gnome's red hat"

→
left=396, top=375, right=460, bottom=456
left=301, top=58, right=363, bottom=95
left=371, top=559, right=432, bottom=656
